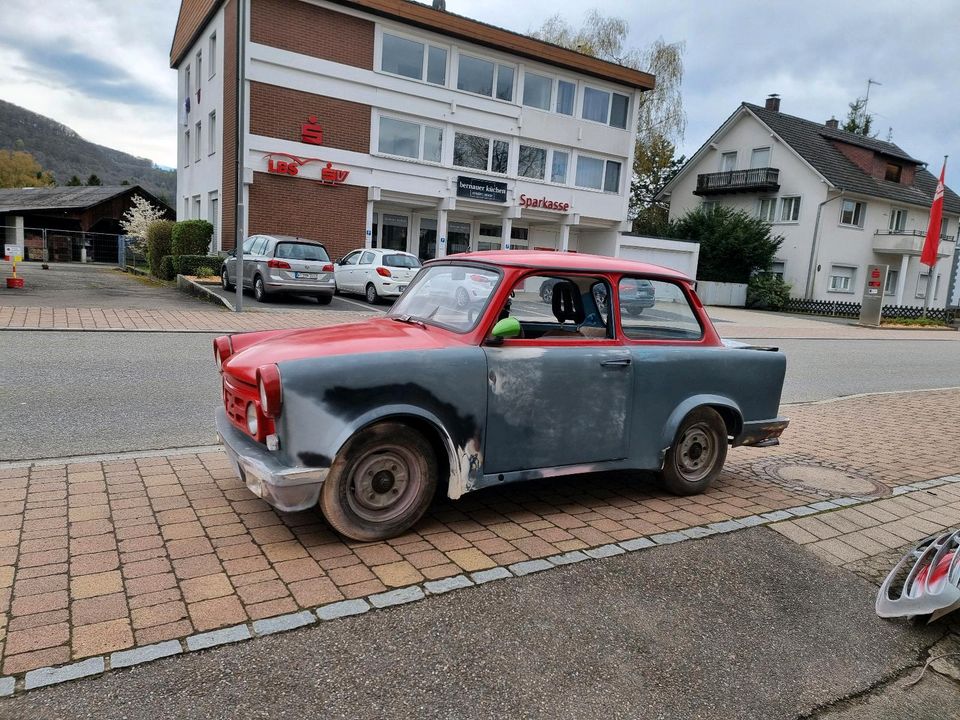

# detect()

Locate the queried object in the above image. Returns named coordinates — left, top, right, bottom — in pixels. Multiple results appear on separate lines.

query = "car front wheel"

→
left=221, top=267, right=233, bottom=291
left=660, top=407, right=728, bottom=495
left=319, top=423, right=437, bottom=542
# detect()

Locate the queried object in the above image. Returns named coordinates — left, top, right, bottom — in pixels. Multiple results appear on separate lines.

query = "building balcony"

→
left=693, top=167, right=780, bottom=196
left=872, top=229, right=954, bottom=257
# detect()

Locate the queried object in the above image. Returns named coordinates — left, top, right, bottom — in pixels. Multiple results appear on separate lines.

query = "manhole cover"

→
left=756, top=461, right=889, bottom=498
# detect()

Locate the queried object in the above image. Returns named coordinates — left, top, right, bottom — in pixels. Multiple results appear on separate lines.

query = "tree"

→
left=120, top=195, right=166, bottom=255
left=65, top=175, right=83, bottom=186
left=0, top=150, right=55, bottom=188
left=631, top=134, right=684, bottom=235
left=842, top=97, right=874, bottom=137
left=664, top=206, right=782, bottom=283
left=86, top=173, right=102, bottom=186
left=532, top=11, right=685, bottom=220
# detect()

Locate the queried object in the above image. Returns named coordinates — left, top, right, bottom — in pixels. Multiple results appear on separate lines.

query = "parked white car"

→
left=334, top=249, right=422, bottom=304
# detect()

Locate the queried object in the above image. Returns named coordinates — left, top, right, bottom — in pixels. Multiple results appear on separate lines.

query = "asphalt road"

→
left=2, top=334, right=959, bottom=461
left=204, top=282, right=391, bottom=313
left=2, top=529, right=952, bottom=720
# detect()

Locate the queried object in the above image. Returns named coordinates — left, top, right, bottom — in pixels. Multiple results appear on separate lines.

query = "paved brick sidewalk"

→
left=0, top=389, right=957, bottom=683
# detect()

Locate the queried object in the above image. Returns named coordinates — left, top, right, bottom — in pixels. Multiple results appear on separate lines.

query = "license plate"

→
left=293, top=272, right=317, bottom=280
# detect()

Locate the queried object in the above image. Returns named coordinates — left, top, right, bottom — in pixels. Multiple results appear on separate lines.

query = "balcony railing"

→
left=874, top=229, right=955, bottom=242
left=872, top=229, right=954, bottom=256
left=694, top=167, right=780, bottom=195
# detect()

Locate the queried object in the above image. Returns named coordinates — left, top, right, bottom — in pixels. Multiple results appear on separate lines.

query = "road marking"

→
left=333, top=294, right=388, bottom=313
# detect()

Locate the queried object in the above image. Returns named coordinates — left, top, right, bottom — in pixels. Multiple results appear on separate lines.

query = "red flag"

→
left=920, top=159, right=946, bottom=267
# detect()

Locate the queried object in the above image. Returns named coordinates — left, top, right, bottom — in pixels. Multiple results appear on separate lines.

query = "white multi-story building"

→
left=658, top=96, right=960, bottom=308
left=170, top=0, right=655, bottom=262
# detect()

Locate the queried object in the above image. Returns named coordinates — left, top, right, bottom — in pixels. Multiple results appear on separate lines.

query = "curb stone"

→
left=0, top=677, right=14, bottom=697
left=470, top=567, right=513, bottom=584
left=252, top=611, right=316, bottom=636
left=110, top=640, right=182, bottom=669
left=369, top=586, right=425, bottom=608
left=317, top=599, right=370, bottom=620
left=547, top=551, right=590, bottom=565
left=186, top=624, right=251, bottom=652
left=508, top=559, right=553, bottom=576
left=584, top=544, right=626, bottom=559
left=424, top=575, right=474, bottom=594
left=25, top=658, right=104, bottom=690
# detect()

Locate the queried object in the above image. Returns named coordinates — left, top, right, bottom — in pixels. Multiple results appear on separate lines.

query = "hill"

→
left=0, top=99, right=176, bottom=203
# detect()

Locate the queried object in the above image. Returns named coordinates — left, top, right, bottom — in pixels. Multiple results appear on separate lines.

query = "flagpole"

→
left=922, top=155, right=947, bottom=316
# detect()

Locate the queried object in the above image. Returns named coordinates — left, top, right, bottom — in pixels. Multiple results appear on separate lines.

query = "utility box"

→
left=859, top=264, right=888, bottom=326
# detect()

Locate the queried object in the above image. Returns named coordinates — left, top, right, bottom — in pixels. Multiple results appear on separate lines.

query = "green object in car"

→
left=491, top=316, right=521, bottom=339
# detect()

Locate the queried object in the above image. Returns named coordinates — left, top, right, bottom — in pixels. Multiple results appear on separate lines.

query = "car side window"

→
left=497, top=274, right=611, bottom=340
left=619, top=278, right=703, bottom=341
left=341, top=252, right=360, bottom=266
left=251, top=237, right=269, bottom=256
left=360, top=251, right=376, bottom=265
left=242, top=236, right=257, bottom=254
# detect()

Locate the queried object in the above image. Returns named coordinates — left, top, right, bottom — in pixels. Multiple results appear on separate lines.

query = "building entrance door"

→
left=379, top=213, right=408, bottom=251
left=418, top=218, right=437, bottom=261
left=448, top=221, right=471, bottom=255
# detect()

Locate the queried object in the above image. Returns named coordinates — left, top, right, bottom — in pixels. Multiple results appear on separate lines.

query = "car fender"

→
left=329, top=404, right=477, bottom=502
left=659, top=394, right=743, bottom=463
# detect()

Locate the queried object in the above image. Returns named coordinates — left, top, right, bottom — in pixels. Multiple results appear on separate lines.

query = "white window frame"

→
left=374, top=114, right=443, bottom=165
left=195, top=51, right=202, bottom=94
left=884, top=268, right=898, bottom=296
left=194, top=120, right=202, bottom=162
left=550, top=149, right=570, bottom=185
left=518, top=142, right=548, bottom=181
left=208, top=110, right=216, bottom=155
left=757, top=197, right=776, bottom=222
left=208, top=33, right=217, bottom=78
left=720, top=152, right=737, bottom=172
left=839, top=199, right=866, bottom=228
left=208, top=191, right=219, bottom=248
left=574, top=153, right=621, bottom=193
left=778, top=196, right=801, bottom=223
left=828, top=265, right=857, bottom=294
left=769, top=260, right=785, bottom=281
left=184, top=64, right=191, bottom=104
left=454, top=51, right=514, bottom=102
left=916, top=272, right=940, bottom=300
left=453, top=130, right=509, bottom=175
left=889, top=206, right=907, bottom=232
left=192, top=195, right=201, bottom=220
left=377, top=29, right=449, bottom=87
left=702, top=201, right=719, bottom=213
left=521, top=71, right=553, bottom=111
left=750, top=147, right=771, bottom=169
left=580, top=84, right=630, bottom=129
left=183, top=129, right=190, bottom=168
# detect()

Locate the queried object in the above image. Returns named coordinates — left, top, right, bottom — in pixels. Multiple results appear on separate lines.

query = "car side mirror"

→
left=489, top=317, right=521, bottom=345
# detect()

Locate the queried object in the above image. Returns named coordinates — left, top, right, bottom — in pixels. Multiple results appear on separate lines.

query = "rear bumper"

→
left=216, top=407, right=327, bottom=512
left=265, top=281, right=336, bottom=296
left=733, top=417, right=789, bottom=447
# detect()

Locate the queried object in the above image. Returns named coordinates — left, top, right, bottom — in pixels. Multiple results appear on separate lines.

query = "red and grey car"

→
left=214, top=251, right=788, bottom=541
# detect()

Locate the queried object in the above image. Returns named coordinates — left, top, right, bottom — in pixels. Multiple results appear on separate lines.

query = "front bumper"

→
left=734, top=417, right=789, bottom=447
left=216, top=407, right=327, bottom=512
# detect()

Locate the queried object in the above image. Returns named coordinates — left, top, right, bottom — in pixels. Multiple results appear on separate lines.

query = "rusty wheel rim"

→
left=347, top=444, right=423, bottom=523
left=675, top=422, right=718, bottom=483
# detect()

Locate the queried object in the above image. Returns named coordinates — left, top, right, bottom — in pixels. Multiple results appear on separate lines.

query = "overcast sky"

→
left=0, top=0, right=957, bottom=179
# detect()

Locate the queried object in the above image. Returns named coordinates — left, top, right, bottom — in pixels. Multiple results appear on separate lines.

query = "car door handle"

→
left=600, top=358, right=631, bottom=368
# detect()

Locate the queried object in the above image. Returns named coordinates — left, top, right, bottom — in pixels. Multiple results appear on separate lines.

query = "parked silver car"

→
left=221, top=235, right=336, bottom=304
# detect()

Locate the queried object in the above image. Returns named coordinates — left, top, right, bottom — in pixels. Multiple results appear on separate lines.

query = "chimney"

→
left=764, top=94, right=781, bottom=112
left=825, top=116, right=839, bottom=130
left=432, top=0, right=446, bottom=9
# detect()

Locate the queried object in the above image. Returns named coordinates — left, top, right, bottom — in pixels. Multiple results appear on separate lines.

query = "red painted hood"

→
left=222, top=317, right=462, bottom=385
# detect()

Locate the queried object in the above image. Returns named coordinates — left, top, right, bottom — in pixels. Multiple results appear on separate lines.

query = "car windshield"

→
left=383, top=254, right=421, bottom=269
left=388, top=264, right=500, bottom=333
left=275, top=242, right=329, bottom=261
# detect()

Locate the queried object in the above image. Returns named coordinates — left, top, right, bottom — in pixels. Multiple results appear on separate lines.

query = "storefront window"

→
left=448, top=221, right=471, bottom=255
left=478, top=224, right=501, bottom=251
left=519, top=145, right=547, bottom=180
left=523, top=72, right=552, bottom=110
left=509, top=226, right=528, bottom=250
left=419, top=218, right=437, bottom=261
left=380, top=213, right=408, bottom=251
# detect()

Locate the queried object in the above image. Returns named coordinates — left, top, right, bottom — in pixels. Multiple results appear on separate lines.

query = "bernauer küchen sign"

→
left=456, top=176, right=508, bottom=203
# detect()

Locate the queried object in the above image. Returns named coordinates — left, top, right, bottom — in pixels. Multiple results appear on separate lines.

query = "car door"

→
left=358, top=250, right=377, bottom=291
left=336, top=251, right=361, bottom=291
left=243, top=236, right=265, bottom=288
left=481, top=274, right=633, bottom=475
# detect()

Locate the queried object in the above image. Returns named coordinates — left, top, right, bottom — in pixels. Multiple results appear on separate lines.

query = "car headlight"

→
left=246, top=402, right=259, bottom=436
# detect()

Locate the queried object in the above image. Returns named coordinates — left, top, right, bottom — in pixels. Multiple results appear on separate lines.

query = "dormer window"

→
left=884, top=162, right=902, bottom=183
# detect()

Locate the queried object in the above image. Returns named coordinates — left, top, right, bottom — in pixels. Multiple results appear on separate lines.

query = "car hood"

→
left=222, top=317, right=460, bottom=385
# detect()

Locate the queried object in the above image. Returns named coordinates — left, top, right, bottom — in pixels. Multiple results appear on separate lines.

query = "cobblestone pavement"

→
left=1, top=303, right=956, bottom=339
left=0, top=388, right=956, bottom=684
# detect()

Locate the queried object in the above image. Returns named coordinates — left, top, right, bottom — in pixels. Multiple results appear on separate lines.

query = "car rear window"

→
left=275, top=243, right=329, bottom=261
left=383, top=254, right=421, bottom=269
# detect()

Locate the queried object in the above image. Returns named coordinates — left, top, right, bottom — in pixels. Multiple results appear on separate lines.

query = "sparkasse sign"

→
left=519, top=193, right=570, bottom=212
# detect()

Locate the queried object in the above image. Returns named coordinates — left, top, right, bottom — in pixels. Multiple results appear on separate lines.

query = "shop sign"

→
left=264, top=153, right=349, bottom=185
left=519, top=193, right=570, bottom=212
left=456, top=176, right=507, bottom=203
left=301, top=116, right=324, bottom=145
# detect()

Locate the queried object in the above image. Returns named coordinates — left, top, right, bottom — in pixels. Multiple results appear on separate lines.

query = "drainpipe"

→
left=234, top=0, right=248, bottom=312
left=804, top=189, right=844, bottom=300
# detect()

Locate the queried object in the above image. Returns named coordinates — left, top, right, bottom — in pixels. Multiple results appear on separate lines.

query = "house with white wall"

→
left=657, top=96, right=960, bottom=309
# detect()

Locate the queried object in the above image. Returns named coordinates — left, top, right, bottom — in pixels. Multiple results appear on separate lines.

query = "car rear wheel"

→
left=319, top=423, right=437, bottom=542
left=455, top=286, right=470, bottom=309
left=221, top=266, right=233, bottom=291
left=660, top=407, right=728, bottom=495
left=254, top=275, right=268, bottom=302
left=316, top=294, right=332, bottom=305
left=540, top=284, right=554, bottom=304
left=365, top=283, right=379, bottom=304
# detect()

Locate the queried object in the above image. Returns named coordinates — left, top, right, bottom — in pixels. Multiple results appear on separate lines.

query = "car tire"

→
left=625, top=307, right=643, bottom=316
left=254, top=275, right=269, bottom=303
left=660, top=407, right=728, bottom=496
left=221, top=267, right=233, bottom=291
left=540, top=285, right=554, bottom=304
left=319, top=423, right=437, bottom=542
left=455, top=286, right=470, bottom=309
left=365, top=283, right=379, bottom=304
left=316, top=294, right=333, bottom=305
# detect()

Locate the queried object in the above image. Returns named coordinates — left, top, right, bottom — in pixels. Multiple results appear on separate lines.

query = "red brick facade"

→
left=830, top=139, right=918, bottom=187
left=247, top=171, right=367, bottom=260
left=249, top=83, right=371, bottom=153
left=250, top=0, right=374, bottom=69
left=221, top=0, right=238, bottom=250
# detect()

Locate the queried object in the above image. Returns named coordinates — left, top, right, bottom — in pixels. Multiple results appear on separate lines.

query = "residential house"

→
left=657, top=96, right=960, bottom=308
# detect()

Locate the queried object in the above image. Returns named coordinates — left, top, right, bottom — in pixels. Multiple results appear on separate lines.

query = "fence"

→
left=2, top=226, right=125, bottom=265
left=784, top=297, right=957, bottom=323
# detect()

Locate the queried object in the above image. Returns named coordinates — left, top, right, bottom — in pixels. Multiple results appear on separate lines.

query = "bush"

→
left=195, top=266, right=214, bottom=278
left=171, top=220, right=214, bottom=256
left=146, top=220, right=174, bottom=278
left=746, top=274, right=792, bottom=311
left=159, top=255, right=176, bottom=281
left=174, top=255, right=217, bottom=277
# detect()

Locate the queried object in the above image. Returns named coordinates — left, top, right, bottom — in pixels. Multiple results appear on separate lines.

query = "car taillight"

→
left=267, top=259, right=291, bottom=269
left=213, top=336, right=233, bottom=371
left=322, top=264, right=334, bottom=272
left=470, top=274, right=491, bottom=283
left=376, top=267, right=392, bottom=277
left=257, top=364, right=282, bottom=419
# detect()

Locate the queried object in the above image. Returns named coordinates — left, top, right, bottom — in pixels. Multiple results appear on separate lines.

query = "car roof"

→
left=264, top=235, right=326, bottom=247
left=430, top=250, right=691, bottom=281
